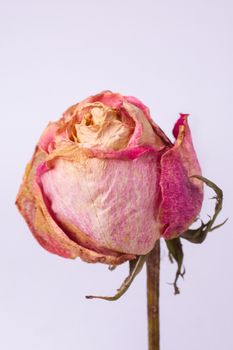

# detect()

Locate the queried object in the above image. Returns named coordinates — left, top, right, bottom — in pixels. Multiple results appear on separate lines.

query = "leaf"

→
left=181, top=175, right=228, bottom=244
left=86, top=255, right=146, bottom=301
left=165, top=238, right=185, bottom=295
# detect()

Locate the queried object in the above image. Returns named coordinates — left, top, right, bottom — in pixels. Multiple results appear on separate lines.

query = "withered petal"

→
left=158, top=114, right=204, bottom=239
left=16, top=148, right=134, bottom=264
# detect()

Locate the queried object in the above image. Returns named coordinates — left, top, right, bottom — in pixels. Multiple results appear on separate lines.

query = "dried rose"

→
left=16, top=91, right=203, bottom=265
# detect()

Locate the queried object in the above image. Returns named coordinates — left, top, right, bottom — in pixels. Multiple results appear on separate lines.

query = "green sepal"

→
left=86, top=255, right=146, bottom=301
left=181, top=175, right=228, bottom=244
left=165, top=238, right=185, bottom=295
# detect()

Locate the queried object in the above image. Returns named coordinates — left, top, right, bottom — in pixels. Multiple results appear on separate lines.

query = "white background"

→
left=1, top=0, right=232, bottom=349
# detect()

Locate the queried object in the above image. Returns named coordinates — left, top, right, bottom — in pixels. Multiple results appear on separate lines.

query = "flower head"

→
left=16, top=91, right=203, bottom=265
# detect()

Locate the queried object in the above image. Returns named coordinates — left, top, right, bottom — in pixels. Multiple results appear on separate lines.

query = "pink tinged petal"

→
left=17, top=195, right=80, bottom=259
left=16, top=149, right=81, bottom=258
left=125, top=95, right=173, bottom=147
left=122, top=101, right=166, bottom=149
left=45, top=142, right=157, bottom=164
left=83, top=90, right=123, bottom=108
left=58, top=91, right=170, bottom=153
left=17, top=193, right=132, bottom=264
left=38, top=123, right=58, bottom=153
left=70, top=91, right=168, bottom=149
left=62, top=92, right=124, bottom=126
left=89, top=145, right=156, bottom=160
left=16, top=149, right=133, bottom=264
left=158, top=115, right=204, bottom=239
left=40, top=151, right=161, bottom=255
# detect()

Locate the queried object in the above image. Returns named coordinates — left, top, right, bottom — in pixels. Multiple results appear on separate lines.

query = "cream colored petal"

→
left=123, top=101, right=165, bottom=148
left=74, top=103, right=133, bottom=150
left=75, top=120, right=133, bottom=150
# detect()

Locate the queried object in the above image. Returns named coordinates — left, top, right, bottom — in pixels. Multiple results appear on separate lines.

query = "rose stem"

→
left=146, top=240, right=160, bottom=350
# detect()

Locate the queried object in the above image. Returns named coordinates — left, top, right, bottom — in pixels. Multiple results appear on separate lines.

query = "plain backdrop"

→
left=1, top=0, right=232, bottom=349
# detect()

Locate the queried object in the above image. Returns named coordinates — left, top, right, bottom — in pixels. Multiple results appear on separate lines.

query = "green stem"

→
left=146, top=240, right=160, bottom=350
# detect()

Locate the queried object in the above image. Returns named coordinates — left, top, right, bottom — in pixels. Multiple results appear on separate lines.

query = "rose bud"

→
left=16, top=91, right=203, bottom=265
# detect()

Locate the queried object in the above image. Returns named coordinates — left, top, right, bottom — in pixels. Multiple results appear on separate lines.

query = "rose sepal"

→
left=165, top=238, right=185, bottom=295
left=181, top=175, right=228, bottom=244
left=86, top=255, right=146, bottom=301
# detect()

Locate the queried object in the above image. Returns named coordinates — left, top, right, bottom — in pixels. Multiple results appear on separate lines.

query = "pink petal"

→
left=16, top=149, right=134, bottom=264
left=40, top=150, right=161, bottom=255
left=38, top=123, right=58, bottom=153
left=122, top=101, right=166, bottom=149
left=125, top=95, right=173, bottom=147
left=158, top=115, right=204, bottom=239
left=82, top=90, right=123, bottom=108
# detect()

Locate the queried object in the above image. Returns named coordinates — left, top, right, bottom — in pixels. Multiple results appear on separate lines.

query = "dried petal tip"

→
left=172, top=113, right=189, bottom=139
